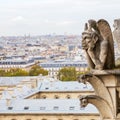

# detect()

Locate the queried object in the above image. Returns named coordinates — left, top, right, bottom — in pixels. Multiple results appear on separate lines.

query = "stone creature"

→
left=82, top=19, right=115, bottom=70
left=79, top=95, right=114, bottom=119
left=79, top=96, right=88, bottom=108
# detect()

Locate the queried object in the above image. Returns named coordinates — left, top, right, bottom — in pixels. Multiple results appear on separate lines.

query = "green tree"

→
left=29, top=65, right=48, bottom=76
left=0, top=66, right=48, bottom=77
left=0, top=69, right=6, bottom=76
left=12, top=68, right=29, bottom=76
left=4, top=68, right=29, bottom=76
left=57, top=67, right=77, bottom=81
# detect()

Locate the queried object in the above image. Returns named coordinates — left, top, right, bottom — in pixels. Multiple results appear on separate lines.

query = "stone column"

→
left=78, top=70, right=120, bottom=120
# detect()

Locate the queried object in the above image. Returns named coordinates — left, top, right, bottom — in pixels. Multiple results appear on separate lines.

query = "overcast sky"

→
left=0, top=0, right=120, bottom=36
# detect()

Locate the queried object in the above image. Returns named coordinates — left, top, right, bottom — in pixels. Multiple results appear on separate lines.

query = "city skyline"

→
left=0, top=0, right=119, bottom=35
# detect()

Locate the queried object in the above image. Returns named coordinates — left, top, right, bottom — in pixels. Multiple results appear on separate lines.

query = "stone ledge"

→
left=90, top=69, right=120, bottom=75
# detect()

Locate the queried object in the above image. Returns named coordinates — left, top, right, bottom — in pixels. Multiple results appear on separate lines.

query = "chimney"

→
left=30, top=78, right=37, bottom=88
left=16, top=85, right=23, bottom=92
left=6, top=99, right=11, bottom=107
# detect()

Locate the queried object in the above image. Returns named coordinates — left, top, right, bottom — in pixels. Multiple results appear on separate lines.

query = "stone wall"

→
left=0, top=114, right=100, bottom=120
left=26, top=91, right=95, bottom=99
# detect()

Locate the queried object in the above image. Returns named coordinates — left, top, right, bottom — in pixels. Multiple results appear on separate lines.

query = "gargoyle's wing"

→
left=113, top=19, right=120, bottom=51
left=97, top=19, right=114, bottom=52
left=97, top=19, right=115, bottom=68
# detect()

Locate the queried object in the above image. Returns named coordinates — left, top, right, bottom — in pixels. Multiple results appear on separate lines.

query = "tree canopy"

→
left=29, top=65, right=48, bottom=76
left=0, top=65, right=48, bottom=76
left=57, top=67, right=89, bottom=81
left=57, top=67, right=77, bottom=81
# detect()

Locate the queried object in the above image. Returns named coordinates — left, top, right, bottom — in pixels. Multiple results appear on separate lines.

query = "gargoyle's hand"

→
left=82, top=39, right=88, bottom=50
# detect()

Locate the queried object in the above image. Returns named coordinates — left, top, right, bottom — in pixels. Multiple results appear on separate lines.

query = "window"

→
left=11, top=119, right=17, bottom=120
left=41, top=95, right=47, bottom=99
left=8, top=107, right=13, bottom=110
left=40, top=107, right=46, bottom=110
left=53, top=106, right=59, bottom=110
left=66, top=95, right=71, bottom=99
left=54, top=95, right=59, bottom=99
left=41, top=118, right=47, bottom=120
left=26, top=119, right=31, bottom=120
left=24, top=106, right=29, bottom=110
left=69, top=106, right=75, bottom=110
left=45, top=87, right=49, bottom=90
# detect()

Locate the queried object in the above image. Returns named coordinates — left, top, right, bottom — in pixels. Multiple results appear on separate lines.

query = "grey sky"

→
left=0, top=0, right=119, bottom=36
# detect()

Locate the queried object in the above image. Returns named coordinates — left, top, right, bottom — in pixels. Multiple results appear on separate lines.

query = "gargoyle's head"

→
left=77, top=75, right=87, bottom=84
left=80, top=96, right=88, bottom=108
left=77, top=74, right=92, bottom=84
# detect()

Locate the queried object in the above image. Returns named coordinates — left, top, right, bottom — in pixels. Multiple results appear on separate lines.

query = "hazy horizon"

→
left=0, top=0, right=120, bottom=36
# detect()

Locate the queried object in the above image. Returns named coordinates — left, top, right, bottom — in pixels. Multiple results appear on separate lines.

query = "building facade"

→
left=40, top=60, right=88, bottom=78
left=0, top=76, right=94, bottom=100
left=0, top=99, right=100, bottom=120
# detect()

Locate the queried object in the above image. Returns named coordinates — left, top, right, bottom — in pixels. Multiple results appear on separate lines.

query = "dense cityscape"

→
left=0, top=32, right=119, bottom=120
left=0, top=35, right=89, bottom=78
left=0, top=0, right=120, bottom=120
left=0, top=35, right=83, bottom=61
left=0, top=34, right=100, bottom=120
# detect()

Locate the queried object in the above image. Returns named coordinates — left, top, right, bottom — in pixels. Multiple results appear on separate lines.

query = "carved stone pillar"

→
left=78, top=70, right=120, bottom=120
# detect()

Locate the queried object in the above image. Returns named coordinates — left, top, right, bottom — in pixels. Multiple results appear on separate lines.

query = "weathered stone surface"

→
left=82, top=19, right=115, bottom=70
left=91, top=69, right=120, bottom=75
left=113, top=19, right=120, bottom=51
left=79, top=19, right=120, bottom=120
left=80, top=95, right=114, bottom=119
left=78, top=70, right=120, bottom=120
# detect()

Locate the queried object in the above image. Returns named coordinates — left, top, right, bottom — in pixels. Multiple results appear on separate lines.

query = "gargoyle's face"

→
left=80, top=98, right=88, bottom=108
left=82, top=31, right=99, bottom=50
left=82, top=34, right=92, bottom=44
left=84, top=36, right=95, bottom=49
left=77, top=75, right=88, bottom=84
left=77, top=75, right=85, bottom=84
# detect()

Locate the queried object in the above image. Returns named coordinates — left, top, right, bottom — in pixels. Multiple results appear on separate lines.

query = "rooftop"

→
left=39, top=81, right=93, bottom=92
left=0, top=99, right=98, bottom=114
left=0, top=77, right=93, bottom=99
left=0, top=77, right=38, bottom=86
